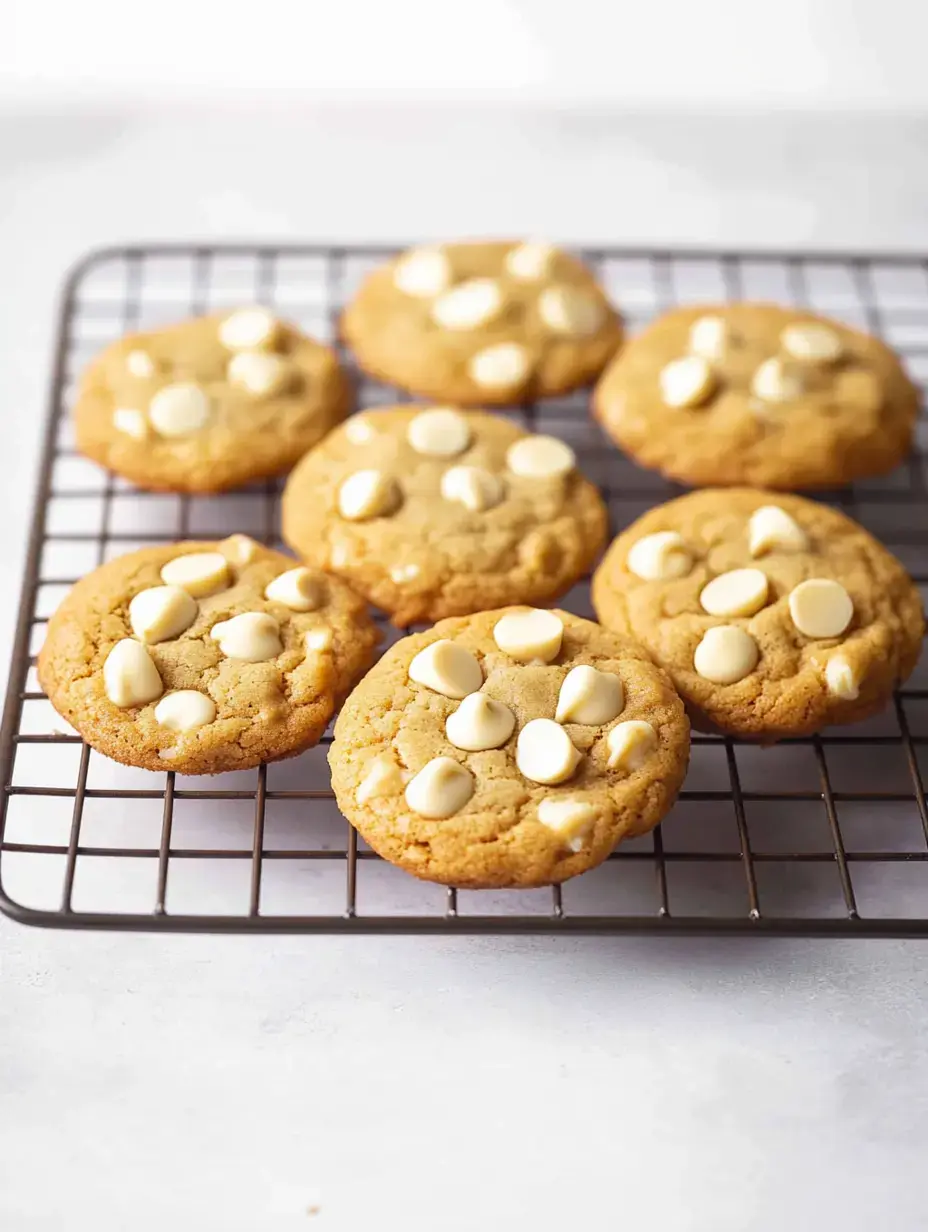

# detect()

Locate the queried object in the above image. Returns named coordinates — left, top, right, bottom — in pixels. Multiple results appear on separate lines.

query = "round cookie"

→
left=329, top=608, right=690, bottom=888
left=592, top=489, right=925, bottom=739
left=341, top=240, right=622, bottom=405
left=281, top=405, right=609, bottom=625
left=593, top=303, right=919, bottom=489
left=75, top=307, right=351, bottom=492
left=38, top=536, right=380, bottom=774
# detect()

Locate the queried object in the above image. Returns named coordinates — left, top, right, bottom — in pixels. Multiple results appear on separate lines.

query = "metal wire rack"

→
left=0, top=242, right=926, bottom=935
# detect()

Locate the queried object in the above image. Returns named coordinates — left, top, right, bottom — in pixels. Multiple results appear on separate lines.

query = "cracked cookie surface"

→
left=592, top=489, right=925, bottom=739
left=75, top=308, right=350, bottom=492
left=329, top=608, right=689, bottom=888
left=281, top=406, right=609, bottom=624
left=593, top=303, right=919, bottom=489
left=38, top=537, right=379, bottom=774
left=342, top=240, right=622, bottom=405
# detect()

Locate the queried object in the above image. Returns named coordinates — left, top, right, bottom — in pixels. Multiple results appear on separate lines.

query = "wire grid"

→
left=0, top=242, right=927, bottom=935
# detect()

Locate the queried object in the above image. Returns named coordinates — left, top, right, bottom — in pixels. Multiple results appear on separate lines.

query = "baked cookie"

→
left=593, top=303, right=919, bottom=489
left=38, top=536, right=379, bottom=774
left=341, top=240, right=622, bottom=405
left=592, top=489, right=925, bottom=739
left=281, top=405, right=609, bottom=625
left=329, top=608, right=689, bottom=888
left=75, top=307, right=350, bottom=492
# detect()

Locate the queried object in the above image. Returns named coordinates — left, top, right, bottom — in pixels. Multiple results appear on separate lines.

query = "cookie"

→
left=281, top=405, right=609, bottom=625
left=593, top=303, right=919, bottom=489
left=591, top=489, right=925, bottom=739
left=329, top=608, right=689, bottom=888
left=74, top=307, right=351, bottom=492
left=38, top=536, right=379, bottom=775
left=341, top=240, right=622, bottom=405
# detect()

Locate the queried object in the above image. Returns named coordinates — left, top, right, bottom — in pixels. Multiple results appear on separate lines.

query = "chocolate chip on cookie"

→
left=75, top=308, right=351, bottom=492
left=341, top=240, right=622, bottom=405
left=329, top=608, right=689, bottom=888
left=593, top=303, right=919, bottom=489
left=592, top=489, right=925, bottom=738
left=38, top=538, right=379, bottom=774
left=281, top=405, right=608, bottom=625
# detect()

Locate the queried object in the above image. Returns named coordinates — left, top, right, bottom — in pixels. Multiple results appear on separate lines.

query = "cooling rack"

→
left=0, top=242, right=926, bottom=935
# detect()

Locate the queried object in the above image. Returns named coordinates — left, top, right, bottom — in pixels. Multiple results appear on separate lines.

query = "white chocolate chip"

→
left=227, top=351, right=290, bottom=398
left=555, top=665, right=625, bottom=725
left=516, top=718, right=582, bottom=785
left=493, top=609, right=564, bottom=663
left=432, top=278, right=503, bottom=330
left=825, top=654, right=860, bottom=700
left=748, top=505, right=808, bottom=557
left=627, top=531, right=692, bottom=581
left=128, top=585, right=198, bottom=645
left=393, top=247, right=451, bottom=298
left=389, top=563, right=421, bottom=584
left=446, top=692, right=515, bottom=752
left=751, top=356, right=804, bottom=403
left=337, top=470, right=401, bottom=521
left=218, top=306, right=278, bottom=351
left=404, top=757, right=474, bottom=819
left=148, top=383, right=211, bottom=438
left=305, top=626, right=333, bottom=653
left=468, top=342, right=531, bottom=390
left=506, top=434, right=575, bottom=480
left=113, top=407, right=149, bottom=441
left=154, top=690, right=216, bottom=733
left=788, top=579, right=853, bottom=639
left=408, top=639, right=483, bottom=699
left=357, top=752, right=406, bottom=804
left=781, top=322, right=843, bottom=364
left=693, top=626, right=759, bottom=684
left=218, top=534, right=259, bottom=567
left=504, top=241, right=555, bottom=281
left=440, top=465, right=504, bottom=512
left=126, top=349, right=156, bottom=379
left=344, top=417, right=375, bottom=445
left=688, top=316, right=727, bottom=361
left=406, top=407, right=472, bottom=457
left=103, top=638, right=163, bottom=708
left=537, top=797, right=597, bottom=850
left=265, top=567, right=322, bottom=612
left=160, top=552, right=231, bottom=598
left=210, top=612, right=283, bottom=662
left=329, top=541, right=352, bottom=569
left=606, top=720, right=658, bottom=771
left=659, top=355, right=717, bottom=409
left=538, top=285, right=605, bottom=337
left=700, top=568, right=769, bottom=618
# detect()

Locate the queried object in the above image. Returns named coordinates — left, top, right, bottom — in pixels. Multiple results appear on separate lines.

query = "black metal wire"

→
left=0, top=241, right=926, bottom=935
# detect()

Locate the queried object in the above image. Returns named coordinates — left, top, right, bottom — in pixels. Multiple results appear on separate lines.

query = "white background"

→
left=6, top=0, right=928, bottom=109
left=3, top=5, right=928, bottom=1230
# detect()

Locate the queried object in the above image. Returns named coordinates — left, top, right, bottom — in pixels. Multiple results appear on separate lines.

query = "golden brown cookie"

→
left=329, top=608, right=690, bottom=888
left=75, top=308, right=351, bottom=492
left=281, top=406, right=609, bottom=625
left=38, top=537, right=379, bottom=774
left=592, top=489, right=925, bottom=739
left=593, top=303, right=919, bottom=489
left=341, top=240, right=622, bottom=405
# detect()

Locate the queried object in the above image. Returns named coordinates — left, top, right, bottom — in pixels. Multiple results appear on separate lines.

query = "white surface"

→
left=2, top=105, right=928, bottom=1230
left=8, top=0, right=928, bottom=109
